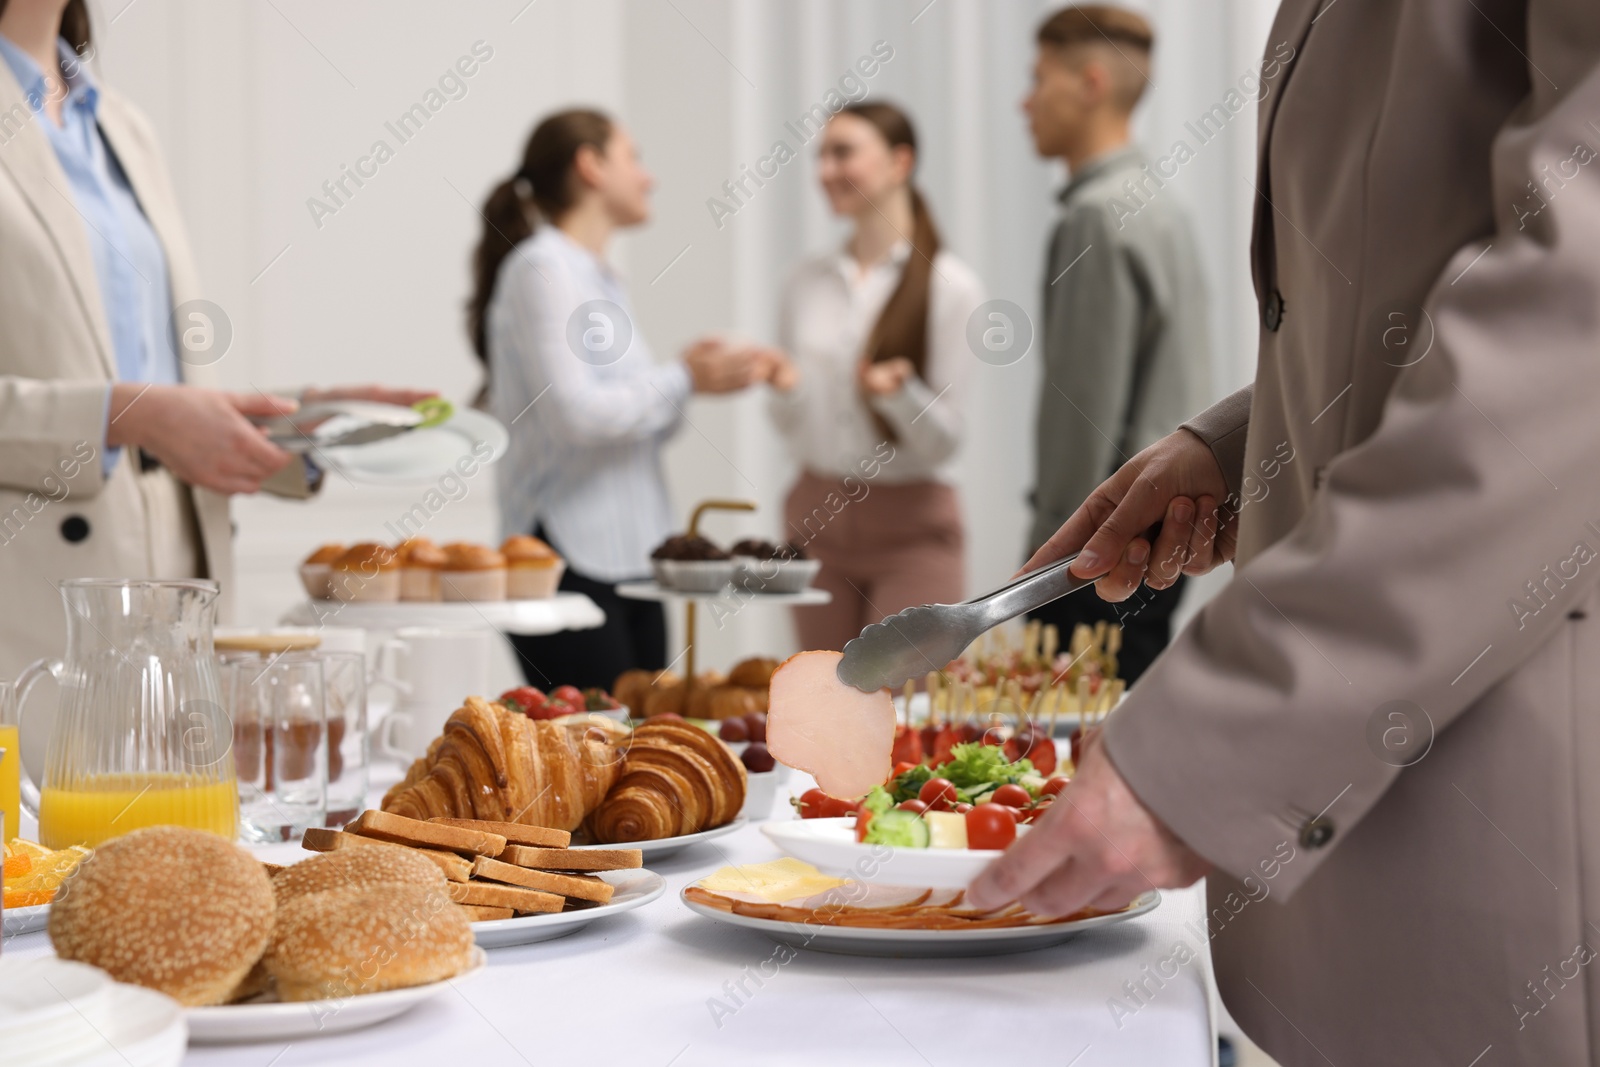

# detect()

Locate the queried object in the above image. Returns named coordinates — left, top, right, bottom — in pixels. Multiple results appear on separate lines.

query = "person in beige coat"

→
left=0, top=0, right=427, bottom=694
left=971, top=1, right=1600, bottom=1063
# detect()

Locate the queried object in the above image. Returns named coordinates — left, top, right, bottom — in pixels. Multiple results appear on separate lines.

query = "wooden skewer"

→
left=902, top=680, right=915, bottom=729
left=1077, top=675, right=1092, bottom=729
left=1043, top=623, right=1059, bottom=666
left=1046, top=682, right=1062, bottom=738
left=1023, top=619, right=1041, bottom=666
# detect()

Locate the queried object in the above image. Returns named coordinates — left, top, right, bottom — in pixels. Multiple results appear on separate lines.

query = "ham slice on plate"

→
left=766, top=650, right=895, bottom=799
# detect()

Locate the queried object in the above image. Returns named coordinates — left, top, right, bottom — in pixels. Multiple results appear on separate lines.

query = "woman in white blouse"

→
left=468, top=108, right=765, bottom=688
left=768, top=102, right=986, bottom=653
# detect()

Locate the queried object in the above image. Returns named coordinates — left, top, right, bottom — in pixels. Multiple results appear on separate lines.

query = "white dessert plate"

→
left=471, top=868, right=664, bottom=949
left=681, top=887, right=1161, bottom=958
left=2, top=902, right=49, bottom=937
left=762, top=817, right=1036, bottom=890
left=316, top=407, right=508, bottom=485
left=186, top=946, right=486, bottom=1044
left=0, top=958, right=185, bottom=1067
left=574, top=816, right=746, bottom=861
left=280, top=591, right=606, bottom=636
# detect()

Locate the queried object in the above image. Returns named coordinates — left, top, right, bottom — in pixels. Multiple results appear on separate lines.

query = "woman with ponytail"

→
left=767, top=102, right=986, bottom=653
left=471, top=108, right=767, bottom=688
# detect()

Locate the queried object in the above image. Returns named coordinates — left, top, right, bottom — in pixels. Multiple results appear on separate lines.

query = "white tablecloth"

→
left=6, top=770, right=1217, bottom=1067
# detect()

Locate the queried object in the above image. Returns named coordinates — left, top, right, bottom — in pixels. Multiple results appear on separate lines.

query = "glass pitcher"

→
left=14, top=579, right=237, bottom=849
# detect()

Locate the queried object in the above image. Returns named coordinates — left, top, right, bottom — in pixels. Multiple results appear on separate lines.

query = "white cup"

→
left=374, top=628, right=490, bottom=761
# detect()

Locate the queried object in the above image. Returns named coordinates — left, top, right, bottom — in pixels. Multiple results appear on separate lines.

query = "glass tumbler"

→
left=225, top=654, right=326, bottom=842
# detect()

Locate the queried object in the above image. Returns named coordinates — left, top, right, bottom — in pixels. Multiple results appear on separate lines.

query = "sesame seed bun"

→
left=48, top=826, right=275, bottom=1007
left=265, top=883, right=474, bottom=1001
left=272, top=843, right=448, bottom=906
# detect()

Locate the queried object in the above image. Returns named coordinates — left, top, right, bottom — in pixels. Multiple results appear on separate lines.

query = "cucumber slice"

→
left=411, top=396, right=455, bottom=429
left=862, top=809, right=931, bottom=849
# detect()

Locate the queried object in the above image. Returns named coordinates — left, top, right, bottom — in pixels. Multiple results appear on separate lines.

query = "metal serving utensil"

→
left=251, top=401, right=426, bottom=453
left=836, top=553, right=1096, bottom=692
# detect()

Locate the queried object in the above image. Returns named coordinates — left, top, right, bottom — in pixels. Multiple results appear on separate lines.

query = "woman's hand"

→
left=1025, top=428, right=1237, bottom=602
left=106, top=384, right=296, bottom=495
left=859, top=356, right=914, bottom=396
left=683, top=338, right=767, bottom=394
left=763, top=349, right=800, bottom=392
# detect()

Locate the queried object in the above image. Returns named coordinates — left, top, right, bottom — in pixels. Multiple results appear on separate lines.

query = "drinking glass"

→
left=315, top=651, right=369, bottom=827
left=225, top=655, right=326, bottom=842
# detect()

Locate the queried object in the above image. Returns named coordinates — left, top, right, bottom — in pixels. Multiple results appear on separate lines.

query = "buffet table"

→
left=6, top=769, right=1217, bottom=1067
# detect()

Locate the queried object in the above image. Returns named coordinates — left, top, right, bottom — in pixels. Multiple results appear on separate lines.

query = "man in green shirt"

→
left=1022, top=5, right=1210, bottom=682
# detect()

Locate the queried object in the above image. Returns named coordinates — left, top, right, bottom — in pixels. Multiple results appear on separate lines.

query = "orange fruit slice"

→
left=2, top=852, right=31, bottom=881
left=2, top=886, right=52, bottom=908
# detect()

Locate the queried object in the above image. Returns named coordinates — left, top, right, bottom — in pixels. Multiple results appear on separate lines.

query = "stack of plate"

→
left=0, top=956, right=185, bottom=1066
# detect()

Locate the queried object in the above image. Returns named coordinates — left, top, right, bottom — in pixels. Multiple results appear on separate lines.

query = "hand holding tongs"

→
left=836, top=554, right=1096, bottom=691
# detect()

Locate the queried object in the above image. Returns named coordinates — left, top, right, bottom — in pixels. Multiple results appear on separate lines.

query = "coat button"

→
left=1313, top=466, right=1328, bottom=489
left=1262, top=289, right=1285, bottom=332
left=1299, top=816, right=1335, bottom=850
left=60, top=515, right=90, bottom=543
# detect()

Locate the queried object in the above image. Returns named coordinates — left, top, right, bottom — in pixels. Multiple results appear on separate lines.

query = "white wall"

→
left=93, top=0, right=1277, bottom=687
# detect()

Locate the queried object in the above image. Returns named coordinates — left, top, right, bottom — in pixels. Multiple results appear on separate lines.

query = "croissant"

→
left=584, top=720, right=748, bottom=842
left=381, top=697, right=620, bottom=830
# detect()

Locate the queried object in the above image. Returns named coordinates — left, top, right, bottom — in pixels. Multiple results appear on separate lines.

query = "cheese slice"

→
left=924, top=811, right=968, bottom=850
left=697, top=858, right=850, bottom=903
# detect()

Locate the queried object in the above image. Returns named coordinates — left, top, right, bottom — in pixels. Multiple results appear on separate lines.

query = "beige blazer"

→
left=0, top=63, right=233, bottom=686
left=1101, top=1, right=1600, bottom=1063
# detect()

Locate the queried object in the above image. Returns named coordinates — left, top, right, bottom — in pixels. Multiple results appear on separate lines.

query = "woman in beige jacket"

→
left=0, top=0, right=426, bottom=686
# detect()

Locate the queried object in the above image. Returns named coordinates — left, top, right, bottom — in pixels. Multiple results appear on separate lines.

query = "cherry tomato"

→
left=1003, top=805, right=1028, bottom=823
left=1041, top=776, right=1071, bottom=797
left=965, top=803, right=1017, bottom=850
left=1025, top=734, right=1058, bottom=776
left=919, top=777, right=958, bottom=809
left=891, top=725, right=924, bottom=766
left=498, top=686, right=544, bottom=714
left=794, top=788, right=855, bottom=819
left=550, top=685, right=586, bottom=707
left=855, top=805, right=873, bottom=843
left=991, top=784, right=1032, bottom=809
left=897, top=798, right=929, bottom=815
left=952, top=802, right=973, bottom=815
left=891, top=761, right=920, bottom=780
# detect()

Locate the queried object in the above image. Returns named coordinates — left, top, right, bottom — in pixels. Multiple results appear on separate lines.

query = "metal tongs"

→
left=836, top=553, right=1096, bottom=692
left=251, top=401, right=427, bottom=453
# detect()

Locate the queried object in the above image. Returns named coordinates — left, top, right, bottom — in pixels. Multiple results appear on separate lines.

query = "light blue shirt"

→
left=486, top=226, right=692, bottom=583
left=0, top=35, right=177, bottom=470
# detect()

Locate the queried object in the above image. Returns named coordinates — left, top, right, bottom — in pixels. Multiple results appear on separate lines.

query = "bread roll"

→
left=265, top=883, right=473, bottom=1001
left=644, top=681, right=686, bottom=718
left=706, top=683, right=760, bottom=721
left=273, top=842, right=448, bottom=906
left=727, top=656, right=780, bottom=689
left=49, top=826, right=276, bottom=1007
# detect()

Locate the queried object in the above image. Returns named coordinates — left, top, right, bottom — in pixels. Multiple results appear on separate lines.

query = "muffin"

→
left=396, top=538, right=447, bottom=601
left=49, top=826, right=276, bottom=1007
left=501, top=535, right=565, bottom=599
left=651, top=534, right=736, bottom=592
left=331, top=542, right=400, bottom=602
left=299, top=543, right=345, bottom=599
left=440, top=542, right=507, bottom=601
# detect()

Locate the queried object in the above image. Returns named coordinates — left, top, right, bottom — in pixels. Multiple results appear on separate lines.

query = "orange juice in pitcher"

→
left=36, top=774, right=237, bottom=850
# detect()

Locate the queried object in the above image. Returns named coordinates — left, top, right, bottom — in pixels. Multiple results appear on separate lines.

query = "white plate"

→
left=280, top=591, right=605, bottom=636
left=471, top=868, right=664, bottom=948
left=2, top=902, right=49, bottom=936
left=575, top=816, right=747, bottom=861
left=186, top=946, right=486, bottom=1044
left=0, top=958, right=185, bottom=1067
left=317, top=407, right=508, bottom=485
left=762, top=817, right=1037, bottom=889
left=681, top=888, right=1161, bottom=958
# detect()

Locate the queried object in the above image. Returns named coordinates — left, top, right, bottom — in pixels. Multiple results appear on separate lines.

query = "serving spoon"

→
left=835, top=553, right=1097, bottom=692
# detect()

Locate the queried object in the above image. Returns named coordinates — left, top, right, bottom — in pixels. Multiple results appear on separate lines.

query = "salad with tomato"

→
left=498, top=684, right=622, bottom=721
left=792, top=742, right=1071, bottom=852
